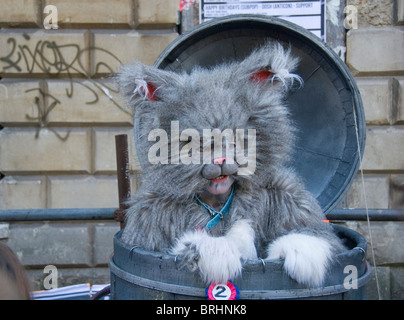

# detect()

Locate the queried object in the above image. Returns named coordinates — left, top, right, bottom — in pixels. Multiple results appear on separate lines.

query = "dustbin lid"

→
left=135, top=15, right=365, bottom=214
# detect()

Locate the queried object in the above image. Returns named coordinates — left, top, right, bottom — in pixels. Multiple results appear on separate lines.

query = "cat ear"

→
left=133, top=79, right=158, bottom=101
left=116, top=62, right=181, bottom=105
left=249, top=69, right=275, bottom=83
left=241, top=41, right=303, bottom=90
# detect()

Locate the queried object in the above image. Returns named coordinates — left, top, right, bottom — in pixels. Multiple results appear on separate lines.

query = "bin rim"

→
left=110, top=225, right=371, bottom=299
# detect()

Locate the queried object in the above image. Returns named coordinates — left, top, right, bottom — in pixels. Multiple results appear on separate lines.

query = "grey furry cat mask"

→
left=117, top=42, right=346, bottom=287
left=117, top=42, right=302, bottom=198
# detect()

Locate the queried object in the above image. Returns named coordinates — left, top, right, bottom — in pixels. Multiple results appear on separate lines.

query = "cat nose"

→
left=213, top=157, right=226, bottom=166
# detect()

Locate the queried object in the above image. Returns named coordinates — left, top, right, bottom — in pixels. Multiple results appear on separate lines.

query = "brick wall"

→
left=0, top=0, right=178, bottom=290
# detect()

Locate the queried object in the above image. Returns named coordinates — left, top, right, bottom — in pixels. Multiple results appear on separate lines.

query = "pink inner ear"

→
left=249, top=70, right=274, bottom=83
left=145, top=83, right=158, bottom=101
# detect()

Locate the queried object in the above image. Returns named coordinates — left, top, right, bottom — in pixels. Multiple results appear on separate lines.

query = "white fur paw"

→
left=266, top=233, right=332, bottom=287
left=170, top=231, right=202, bottom=272
left=225, top=219, right=258, bottom=260
left=170, top=230, right=243, bottom=284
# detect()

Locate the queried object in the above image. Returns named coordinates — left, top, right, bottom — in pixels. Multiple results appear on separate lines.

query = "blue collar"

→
left=194, top=186, right=235, bottom=230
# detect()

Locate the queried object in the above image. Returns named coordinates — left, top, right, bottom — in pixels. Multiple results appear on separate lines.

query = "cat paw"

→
left=266, top=233, right=332, bottom=287
left=171, top=230, right=242, bottom=284
left=170, top=232, right=201, bottom=272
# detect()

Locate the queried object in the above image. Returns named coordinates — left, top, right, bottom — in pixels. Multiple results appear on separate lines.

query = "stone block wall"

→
left=342, top=0, right=403, bottom=300
left=0, top=0, right=403, bottom=299
left=0, top=0, right=178, bottom=290
left=0, top=0, right=178, bottom=211
left=344, top=0, right=404, bottom=212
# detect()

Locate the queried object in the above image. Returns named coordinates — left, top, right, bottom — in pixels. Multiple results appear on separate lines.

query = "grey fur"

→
left=116, top=41, right=345, bottom=286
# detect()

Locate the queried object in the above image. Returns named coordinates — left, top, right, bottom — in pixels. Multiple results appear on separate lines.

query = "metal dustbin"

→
left=110, top=224, right=370, bottom=300
left=110, top=15, right=369, bottom=300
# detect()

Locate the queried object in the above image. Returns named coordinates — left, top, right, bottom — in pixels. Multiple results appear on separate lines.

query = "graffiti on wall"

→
left=0, top=33, right=131, bottom=140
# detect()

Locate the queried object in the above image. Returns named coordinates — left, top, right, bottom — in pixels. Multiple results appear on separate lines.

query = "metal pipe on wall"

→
left=0, top=208, right=116, bottom=222
left=0, top=208, right=403, bottom=222
left=114, top=134, right=131, bottom=229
